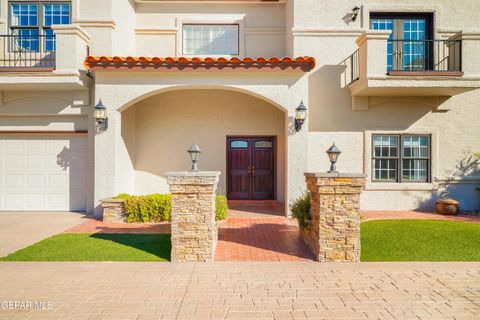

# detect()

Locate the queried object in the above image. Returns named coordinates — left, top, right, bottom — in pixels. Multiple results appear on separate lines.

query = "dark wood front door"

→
left=227, top=137, right=275, bottom=200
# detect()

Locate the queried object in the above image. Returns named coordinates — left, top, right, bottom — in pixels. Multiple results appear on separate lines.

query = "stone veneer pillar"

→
left=166, top=171, right=221, bottom=262
left=302, top=173, right=366, bottom=262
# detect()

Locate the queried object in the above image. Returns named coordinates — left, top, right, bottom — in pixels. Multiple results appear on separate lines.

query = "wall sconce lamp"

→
left=94, top=99, right=108, bottom=127
left=295, top=101, right=308, bottom=132
left=188, top=143, right=202, bottom=172
left=326, top=143, right=342, bottom=173
left=352, top=6, right=361, bottom=22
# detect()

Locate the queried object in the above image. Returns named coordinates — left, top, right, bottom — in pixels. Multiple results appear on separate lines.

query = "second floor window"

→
left=9, top=1, right=71, bottom=52
left=182, top=24, right=239, bottom=55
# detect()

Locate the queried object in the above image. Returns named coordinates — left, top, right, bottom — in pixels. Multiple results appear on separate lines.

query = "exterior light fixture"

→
left=94, top=99, right=107, bottom=125
left=352, top=6, right=360, bottom=21
left=326, top=143, right=342, bottom=173
left=295, top=100, right=308, bottom=132
left=188, top=143, right=202, bottom=172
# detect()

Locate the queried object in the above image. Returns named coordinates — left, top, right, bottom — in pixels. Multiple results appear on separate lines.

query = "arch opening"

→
left=119, top=88, right=287, bottom=207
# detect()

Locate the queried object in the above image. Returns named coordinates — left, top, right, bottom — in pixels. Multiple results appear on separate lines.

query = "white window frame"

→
left=176, top=17, right=245, bottom=57
left=364, top=128, right=439, bottom=191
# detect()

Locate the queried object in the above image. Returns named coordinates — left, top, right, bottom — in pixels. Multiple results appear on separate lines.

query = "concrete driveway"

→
left=0, top=212, right=90, bottom=257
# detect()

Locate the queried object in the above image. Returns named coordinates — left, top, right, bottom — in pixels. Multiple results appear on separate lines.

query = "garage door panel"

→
left=27, top=139, right=48, bottom=150
left=5, top=174, right=24, bottom=189
left=26, top=194, right=45, bottom=209
left=47, top=194, right=68, bottom=209
left=5, top=155, right=24, bottom=169
left=4, top=194, right=23, bottom=209
left=0, top=135, right=87, bottom=211
left=26, top=175, right=46, bottom=189
left=26, top=155, right=46, bottom=170
left=5, top=139, right=25, bottom=151
left=48, top=174, right=68, bottom=189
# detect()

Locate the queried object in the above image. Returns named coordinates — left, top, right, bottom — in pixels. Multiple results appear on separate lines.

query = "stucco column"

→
left=52, top=24, right=91, bottom=72
left=167, top=171, right=220, bottom=263
left=301, top=173, right=366, bottom=262
left=356, top=30, right=391, bottom=79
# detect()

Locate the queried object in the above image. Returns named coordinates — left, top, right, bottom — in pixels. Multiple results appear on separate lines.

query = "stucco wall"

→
left=122, top=89, right=286, bottom=203
left=135, top=2, right=285, bottom=57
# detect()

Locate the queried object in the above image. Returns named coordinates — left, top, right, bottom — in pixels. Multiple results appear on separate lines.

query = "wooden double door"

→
left=227, top=136, right=275, bottom=200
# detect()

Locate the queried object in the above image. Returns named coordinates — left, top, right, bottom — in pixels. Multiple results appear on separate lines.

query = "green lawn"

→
left=361, top=220, right=480, bottom=262
left=0, top=234, right=171, bottom=262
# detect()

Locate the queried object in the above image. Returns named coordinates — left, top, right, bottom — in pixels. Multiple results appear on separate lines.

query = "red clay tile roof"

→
left=84, top=56, right=316, bottom=72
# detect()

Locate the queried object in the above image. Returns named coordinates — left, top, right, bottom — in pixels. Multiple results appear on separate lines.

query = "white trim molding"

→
left=292, top=28, right=363, bottom=37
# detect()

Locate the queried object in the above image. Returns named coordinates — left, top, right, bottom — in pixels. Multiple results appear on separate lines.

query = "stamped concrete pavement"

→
left=0, top=212, right=90, bottom=257
left=0, top=262, right=479, bottom=319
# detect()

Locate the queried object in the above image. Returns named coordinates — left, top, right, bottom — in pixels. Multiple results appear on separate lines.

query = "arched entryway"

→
left=120, top=88, right=287, bottom=207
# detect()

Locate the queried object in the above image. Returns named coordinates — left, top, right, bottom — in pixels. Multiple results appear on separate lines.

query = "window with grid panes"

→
left=9, top=1, right=71, bottom=52
left=372, top=134, right=431, bottom=183
left=182, top=24, right=239, bottom=55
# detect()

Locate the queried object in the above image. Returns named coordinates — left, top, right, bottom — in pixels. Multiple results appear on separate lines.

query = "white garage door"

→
left=0, top=134, right=87, bottom=211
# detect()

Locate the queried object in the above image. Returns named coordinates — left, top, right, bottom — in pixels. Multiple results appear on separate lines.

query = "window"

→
left=230, top=140, right=248, bottom=149
left=372, top=134, right=431, bottom=183
left=182, top=24, right=239, bottom=55
left=9, top=1, right=71, bottom=52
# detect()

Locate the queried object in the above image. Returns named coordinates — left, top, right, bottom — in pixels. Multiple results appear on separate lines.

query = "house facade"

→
left=0, top=0, right=478, bottom=217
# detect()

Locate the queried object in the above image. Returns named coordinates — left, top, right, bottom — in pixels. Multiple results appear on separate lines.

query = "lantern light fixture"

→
left=352, top=6, right=361, bottom=21
left=94, top=99, right=107, bottom=125
left=295, top=100, right=308, bottom=132
left=187, top=143, right=202, bottom=172
left=326, top=143, right=342, bottom=173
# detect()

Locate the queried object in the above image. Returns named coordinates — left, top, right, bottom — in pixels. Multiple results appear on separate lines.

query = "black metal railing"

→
left=389, top=39, right=461, bottom=72
left=0, top=34, right=56, bottom=69
left=349, top=49, right=359, bottom=83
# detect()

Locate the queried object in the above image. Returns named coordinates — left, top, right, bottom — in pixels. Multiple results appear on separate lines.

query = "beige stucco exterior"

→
left=0, top=0, right=478, bottom=215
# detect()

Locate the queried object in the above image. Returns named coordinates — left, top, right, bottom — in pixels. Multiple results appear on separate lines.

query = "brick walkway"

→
left=361, top=211, right=480, bottom=223
left=0, top=262, right=479, bottom=319
left=215, top=202, right=314, bottom=262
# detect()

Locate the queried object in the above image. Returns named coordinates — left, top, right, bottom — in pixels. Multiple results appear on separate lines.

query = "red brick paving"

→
left=361, top=210, right=480, bottom=223
left=65, top=219, right=170, bottom=234
left=215, top=202, right=315, bottom=262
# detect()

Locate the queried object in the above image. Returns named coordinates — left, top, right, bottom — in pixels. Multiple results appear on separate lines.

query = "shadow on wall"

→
left=308, top=65, right=432, bottom=132
left=418, top=154, right=480, bottom=211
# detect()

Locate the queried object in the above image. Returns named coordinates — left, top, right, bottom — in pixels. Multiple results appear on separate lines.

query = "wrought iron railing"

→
left=0, top=34, right=56, bottom=69
left=389, top=39, right=462, bottom=72
left=349, top=49, right=359, bottom=83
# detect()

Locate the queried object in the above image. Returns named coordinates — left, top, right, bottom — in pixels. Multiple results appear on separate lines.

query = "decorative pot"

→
left=436, top=198, right=460, bottom=215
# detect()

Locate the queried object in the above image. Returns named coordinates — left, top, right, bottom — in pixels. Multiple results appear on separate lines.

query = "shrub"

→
left=116, top=194, right=171, bottom=223
left=290, top=192, right=311, bottom=229
left=215, top=196, right=228, bottom=221
left=114, top=193, right=227, bottom=223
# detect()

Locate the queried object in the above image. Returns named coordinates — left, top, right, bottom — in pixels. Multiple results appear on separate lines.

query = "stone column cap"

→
left=166, top=171, right=221, bottom=177
left=305, top=172, right=367, bottom=178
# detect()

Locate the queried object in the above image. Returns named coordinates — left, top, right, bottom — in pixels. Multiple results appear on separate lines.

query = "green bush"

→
left=215, top=196, right=228, bottom=221
left=114, top=193, right=227, bottom=223
left=290, top=192, right=311, bottom=229
left=114, top=194, right=171, bottom=223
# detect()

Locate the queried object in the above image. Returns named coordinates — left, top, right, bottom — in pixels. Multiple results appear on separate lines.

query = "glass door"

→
left=371, top=14, right=431, bottom=72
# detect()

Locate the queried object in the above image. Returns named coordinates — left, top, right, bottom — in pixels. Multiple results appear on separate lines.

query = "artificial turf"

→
left=361, top=219, right=480, bottom=261
left=0, top=233, right=171, bottom=262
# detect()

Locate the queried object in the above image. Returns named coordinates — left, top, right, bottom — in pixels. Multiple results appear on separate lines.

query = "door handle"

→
left=247, top=165, right=251, bottom=176
left=393, top=50, right=398, bottom=58
left=251, top=166, right=255, bottom=177
left=398, top=50, right=404, bottom=58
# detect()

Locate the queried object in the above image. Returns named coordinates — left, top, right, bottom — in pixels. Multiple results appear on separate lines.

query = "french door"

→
left=227, top=137, right=275, bottom=200
left=370, top=14, right=432, bottom=71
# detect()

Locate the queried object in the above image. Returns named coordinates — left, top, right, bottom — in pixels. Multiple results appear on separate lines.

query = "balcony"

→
left=0, top=34, right=56, bottom=72
left=0, top=25, right=92, bottom=91
left=348, top=30, right=480, bottom=111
